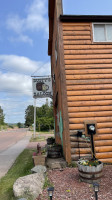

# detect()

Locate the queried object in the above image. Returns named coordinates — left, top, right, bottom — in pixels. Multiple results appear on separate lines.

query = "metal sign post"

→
left=32, top=76, right=53, bottom=138
left=34, top=98, right=36, bottom=138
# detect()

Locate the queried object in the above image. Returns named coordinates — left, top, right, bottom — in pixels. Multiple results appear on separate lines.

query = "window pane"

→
left=106, top=24, right=112, bottom=41
left=94, top=24, right=106, bottom=41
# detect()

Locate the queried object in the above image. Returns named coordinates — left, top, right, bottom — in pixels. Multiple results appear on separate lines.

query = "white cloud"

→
left=0, top=55, right=50, bottom=75
left=0, top=71, right=32, bottom=96
left=0, top=70, right=32, bottom=123
left=1, top=97, right=47, bottom=123
left=6, top=15, right=25, bottom=34
left=9, top=34, right=33, bottom=45
left=0, top=70, right=46, bottom=123
left=6, top=0, right=48, bottom=44
left=0, top=54, right=51, bottom=123
left=0, top=54, right=51, bottom=97
left=0, top=98, right=33, bottom=123
left=25, top=0, right=48, bottom=33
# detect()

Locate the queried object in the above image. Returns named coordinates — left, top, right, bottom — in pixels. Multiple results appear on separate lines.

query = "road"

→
left=0, top=128, right=28, bottom=153
left=0, top=129, right=32, bottom=179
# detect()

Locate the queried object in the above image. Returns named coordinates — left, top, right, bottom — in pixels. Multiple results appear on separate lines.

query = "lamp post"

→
left=47, top=187, right=54, bottom=200
left=93, top=183, right=99, bottom=200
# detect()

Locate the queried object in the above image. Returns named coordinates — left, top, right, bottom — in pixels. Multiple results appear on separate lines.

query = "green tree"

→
left=25, top=105, right=34, bottom=127
left=17, top=122, right=24, bottom=128
left=0, top=106, right=5, bottom=125
left=24, top=102, right=54, bottom=131
left=36, top=103, right=54, bottom=131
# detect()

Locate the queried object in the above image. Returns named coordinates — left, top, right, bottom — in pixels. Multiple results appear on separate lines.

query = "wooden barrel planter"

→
left=47, top=145, right=62, bottom=158
left=78, top=161, right=103, bottom=183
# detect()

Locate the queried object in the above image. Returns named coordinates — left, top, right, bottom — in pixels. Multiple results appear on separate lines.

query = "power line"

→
left=0, top=90, right=32, bottom=93
left=0, top=68, right=33, bottom=76
left=0, top=99, right=33, bottom=102
left=31, top=75, right=51, bottom=77
left=0, top=98, right=47, bottom=103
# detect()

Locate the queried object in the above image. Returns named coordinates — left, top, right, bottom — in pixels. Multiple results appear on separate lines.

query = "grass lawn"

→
left=0, top=149, right=34, bottom=200
left=30, top=130, right=54, bottom=142
left=30, top=130, right=54, bottom=134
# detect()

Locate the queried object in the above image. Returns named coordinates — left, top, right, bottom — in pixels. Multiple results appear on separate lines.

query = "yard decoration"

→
left=47, top=187, right=54, bottom=200
left=77, top=123, right=104, bottom=183
left=32, top=143, right=46, bottom=166
left=93, top=182, right=99, bottom=200
left=47, top=143, right=62, bottom=158
left=37, top=143, right=41, bottom=155
left=78, top=158, right=103, bottom=183
left=47, top=137, right=55, bottom=145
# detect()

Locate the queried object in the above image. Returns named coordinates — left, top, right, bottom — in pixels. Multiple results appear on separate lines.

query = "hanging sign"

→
left=32, top=77, right=53, bottom=98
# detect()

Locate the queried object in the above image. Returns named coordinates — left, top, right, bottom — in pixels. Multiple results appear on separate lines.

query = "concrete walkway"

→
left=0, top=133, right=31, bottom=179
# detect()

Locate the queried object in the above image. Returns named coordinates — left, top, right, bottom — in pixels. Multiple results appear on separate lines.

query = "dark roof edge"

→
left=60, top=15, right=112, bottom=22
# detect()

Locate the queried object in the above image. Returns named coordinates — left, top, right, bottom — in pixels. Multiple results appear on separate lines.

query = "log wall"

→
left=50, top=3, right=71, bottom=163
left=62, top=22, right=112, bottom=163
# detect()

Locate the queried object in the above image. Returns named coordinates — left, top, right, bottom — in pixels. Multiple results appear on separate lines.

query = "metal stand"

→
left=90, top=134, right=96, bottom=160
left=77, top=131, right=82, bottom=159
left=95, top=191, right=98, bottom=200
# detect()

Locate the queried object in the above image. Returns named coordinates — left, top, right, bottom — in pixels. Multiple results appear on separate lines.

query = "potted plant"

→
left=32, top=143, right=46, bottom=166
left=78, top=158, right=103, bottom=183
left=47, top=143, right=62, bottom=158
left=47, top=137, right=55, bottom=145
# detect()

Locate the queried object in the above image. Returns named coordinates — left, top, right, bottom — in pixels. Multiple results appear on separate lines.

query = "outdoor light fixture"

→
left=87, top=123, right=96, bottom=160
left=93, top=183, right=99, bottom=200
left=47, top=187, right=54, bottom=200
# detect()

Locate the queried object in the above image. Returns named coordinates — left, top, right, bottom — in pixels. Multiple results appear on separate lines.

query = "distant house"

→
left=48, top=0, right=112, bottom=163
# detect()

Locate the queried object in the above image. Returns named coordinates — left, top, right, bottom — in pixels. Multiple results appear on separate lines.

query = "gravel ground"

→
left=39, top=165, right=112, bottom=200
left=28, top=138, right=112, bottom=200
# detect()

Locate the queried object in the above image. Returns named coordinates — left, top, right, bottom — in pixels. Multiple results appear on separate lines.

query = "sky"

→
left=0, top=0, right=112, bottom=124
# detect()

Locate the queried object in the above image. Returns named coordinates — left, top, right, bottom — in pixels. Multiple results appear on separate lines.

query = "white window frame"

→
left=93, top=23, right=112, bottom=42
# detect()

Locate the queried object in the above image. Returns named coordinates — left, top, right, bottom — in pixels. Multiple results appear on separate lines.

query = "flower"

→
left=78, top=158, right=101, bottom=167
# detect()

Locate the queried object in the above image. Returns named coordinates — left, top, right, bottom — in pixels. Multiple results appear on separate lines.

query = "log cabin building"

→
left=48, top=0, right=112, bottom=163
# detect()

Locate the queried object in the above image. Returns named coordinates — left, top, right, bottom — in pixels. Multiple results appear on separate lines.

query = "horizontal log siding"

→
left=62, top=22, right=112, bottom=163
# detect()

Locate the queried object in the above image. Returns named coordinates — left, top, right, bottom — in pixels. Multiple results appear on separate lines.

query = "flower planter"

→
left=78, top=161, right=103, bottom=183
left=32, top=155, right=46, bottom=166
left=47, top=145, right=62, bottom=158
left=47, top=137, right=55, bottom=145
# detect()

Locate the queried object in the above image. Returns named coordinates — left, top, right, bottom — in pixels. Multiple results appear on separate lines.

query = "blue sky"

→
left=0, top=0, right=112, bottom=124
left=63, top=0, right=112, bottom=15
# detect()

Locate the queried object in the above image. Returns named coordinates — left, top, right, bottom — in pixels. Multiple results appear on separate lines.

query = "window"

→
left=93, top=23, right=112, bottom=42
